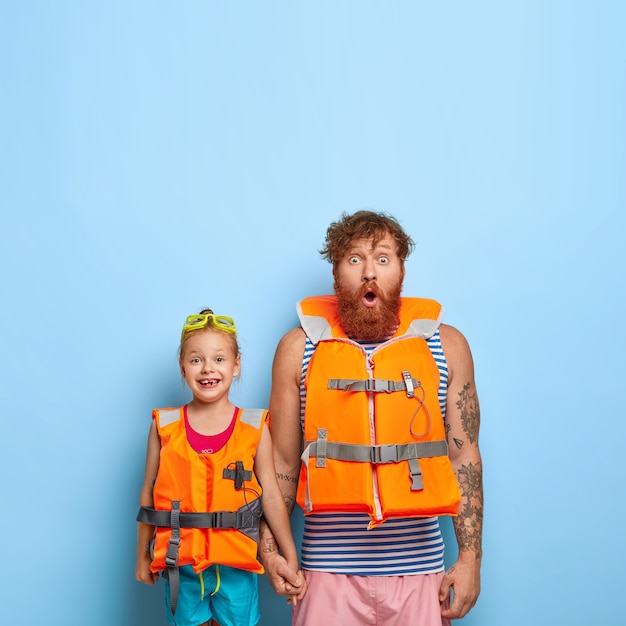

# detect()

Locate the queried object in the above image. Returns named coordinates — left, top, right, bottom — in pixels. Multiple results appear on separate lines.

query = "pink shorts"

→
left=292, top=570, right=451, bottom=626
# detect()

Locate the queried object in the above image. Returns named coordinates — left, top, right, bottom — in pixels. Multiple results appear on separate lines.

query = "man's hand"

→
left=439, top=554, right=481, bottom=620
left=260, top=547, right=305, bottom=603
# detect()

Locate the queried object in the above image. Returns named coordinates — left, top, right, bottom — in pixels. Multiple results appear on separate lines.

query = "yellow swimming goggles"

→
left=181, top=313, right=237, bottom=341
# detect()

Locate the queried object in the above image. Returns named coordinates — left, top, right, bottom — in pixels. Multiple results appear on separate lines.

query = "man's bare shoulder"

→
left=439, top=323, right=475, bottom=380
left=275, top=326, right=306, bottom=355
left=439, top=323, right=470, bottom=352
left=273, top=327, right=307, bottom=375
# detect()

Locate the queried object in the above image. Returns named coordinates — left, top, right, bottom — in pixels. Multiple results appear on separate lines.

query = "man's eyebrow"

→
left=371, top=243, right=394, bottom=252
left=346, top=240, right=395, bottom=255
left=344, top=246, right=364, bottom=255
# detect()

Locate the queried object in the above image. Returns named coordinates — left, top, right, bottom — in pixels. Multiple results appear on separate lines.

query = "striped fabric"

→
left=299, top=331, right=449, bottom=575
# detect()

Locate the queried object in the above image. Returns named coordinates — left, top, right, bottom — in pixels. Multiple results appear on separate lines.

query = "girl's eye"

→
left=191, top=358, right=201, bottom=364
left=216, top=357, right=224, bottom=363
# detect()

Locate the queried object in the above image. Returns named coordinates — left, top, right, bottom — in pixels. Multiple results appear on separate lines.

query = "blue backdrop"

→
left=1, top=2, right=625, bottom=625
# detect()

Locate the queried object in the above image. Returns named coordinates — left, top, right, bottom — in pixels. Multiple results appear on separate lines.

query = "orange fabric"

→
left=150, top=406, right=265, bottom=574
left=296, top=296, right=460, bottom=525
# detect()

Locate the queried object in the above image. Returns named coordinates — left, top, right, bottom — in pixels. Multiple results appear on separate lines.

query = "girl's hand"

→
left=286, top=569, right=308, bottom=606
left=135, top=552, right=158, bottom=585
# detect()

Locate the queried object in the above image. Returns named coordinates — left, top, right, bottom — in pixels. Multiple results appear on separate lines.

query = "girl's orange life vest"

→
left=296, top=295, right=461, bottom=527
left=144, top=406, right=266, bottom=575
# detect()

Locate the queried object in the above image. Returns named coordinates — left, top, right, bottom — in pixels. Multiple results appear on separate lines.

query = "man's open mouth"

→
left=361, top=287, right=380, bottom=307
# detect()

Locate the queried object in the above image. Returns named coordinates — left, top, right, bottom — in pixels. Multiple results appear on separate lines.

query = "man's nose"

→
left=362, top=259, right=376, bottom=282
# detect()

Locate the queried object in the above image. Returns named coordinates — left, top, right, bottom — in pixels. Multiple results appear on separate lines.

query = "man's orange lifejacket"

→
left=296, top=295, right=460, bottom=527
left=138, top=406, right=266, bottom=576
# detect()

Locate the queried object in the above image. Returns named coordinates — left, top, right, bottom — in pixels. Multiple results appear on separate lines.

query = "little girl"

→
left=136, top=309, right=305, bottom=626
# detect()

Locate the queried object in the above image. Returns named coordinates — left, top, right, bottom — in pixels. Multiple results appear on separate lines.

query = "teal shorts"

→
left=164, top=564, right=260, bottom=626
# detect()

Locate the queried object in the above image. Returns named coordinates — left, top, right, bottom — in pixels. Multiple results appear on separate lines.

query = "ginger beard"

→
left=334, top=278, right=403, bottom=342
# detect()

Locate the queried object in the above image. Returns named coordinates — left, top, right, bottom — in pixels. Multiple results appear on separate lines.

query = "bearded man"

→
left=261, top=211, right=483, bottom=625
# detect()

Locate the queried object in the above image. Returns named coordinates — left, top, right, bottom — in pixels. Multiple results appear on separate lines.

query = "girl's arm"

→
left=254, top=423, right=306, bottom=602
left=135, top=420, right=161, bottom=585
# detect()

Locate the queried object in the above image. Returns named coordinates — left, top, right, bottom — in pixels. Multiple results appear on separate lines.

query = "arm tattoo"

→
left=261, top=536, right=279, bottom=554
left=445, top=417, right=465, bottom=449
left=276, top=473, right=298, bottom=484
left=283, top=494, right=295, bottom=514
left=456, top=382, right=480, bottom=444
left=275, top=473, right=297, bottom=513
left=453, top=461, right=483, bottom=557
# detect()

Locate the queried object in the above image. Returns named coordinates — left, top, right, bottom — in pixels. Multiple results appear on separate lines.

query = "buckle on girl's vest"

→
left=165, top=536, right=180, bottom=568
left=165, top=500, right=181, bottom=568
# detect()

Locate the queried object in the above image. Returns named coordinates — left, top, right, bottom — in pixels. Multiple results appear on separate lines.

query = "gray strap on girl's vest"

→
left=137, top=499, right=262, bottom=618
left=164, top=501, right=181, bottom=617
left=136, top=507, right=260, bottom=531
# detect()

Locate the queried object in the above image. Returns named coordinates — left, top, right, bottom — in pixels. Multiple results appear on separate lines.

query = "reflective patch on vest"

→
left=239, top=408, right=266, bottom=430
left=301, top=315, right=332, bottom=344
left=407, top=318, right=440, bottom=338
left=159, top=408, right=181, bottom=428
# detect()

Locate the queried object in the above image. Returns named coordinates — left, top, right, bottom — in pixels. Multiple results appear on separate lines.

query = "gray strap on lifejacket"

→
left=307, top=430, right=448, bottom=491
left=137, top=500, right=261, bottom=618
left=136, top=506, right=260, bottom=530
left=223, top=461, right=252, bottom=490
left=165, top=501, right=181, bottom=617
left=328, top=376, right=419, bottom=394
left=407, top=458, right=424, bottom=490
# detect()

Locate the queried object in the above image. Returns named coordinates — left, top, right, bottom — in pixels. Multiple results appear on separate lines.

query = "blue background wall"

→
left=2, top=2, right=625, bottom=624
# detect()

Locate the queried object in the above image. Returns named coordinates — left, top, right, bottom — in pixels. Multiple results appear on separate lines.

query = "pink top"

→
left=184, top=405, right=238, bottom=454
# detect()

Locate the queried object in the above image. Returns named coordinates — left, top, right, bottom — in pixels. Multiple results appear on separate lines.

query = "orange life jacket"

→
left=296, top=295, right=460, bottom=527
left=138, top=406, right=266, bottom=576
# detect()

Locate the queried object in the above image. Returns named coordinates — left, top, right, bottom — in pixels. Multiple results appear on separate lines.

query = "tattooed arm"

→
left=438, top=323, right=483, bottom=620
left=258, top=327, right=307, bottom=601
